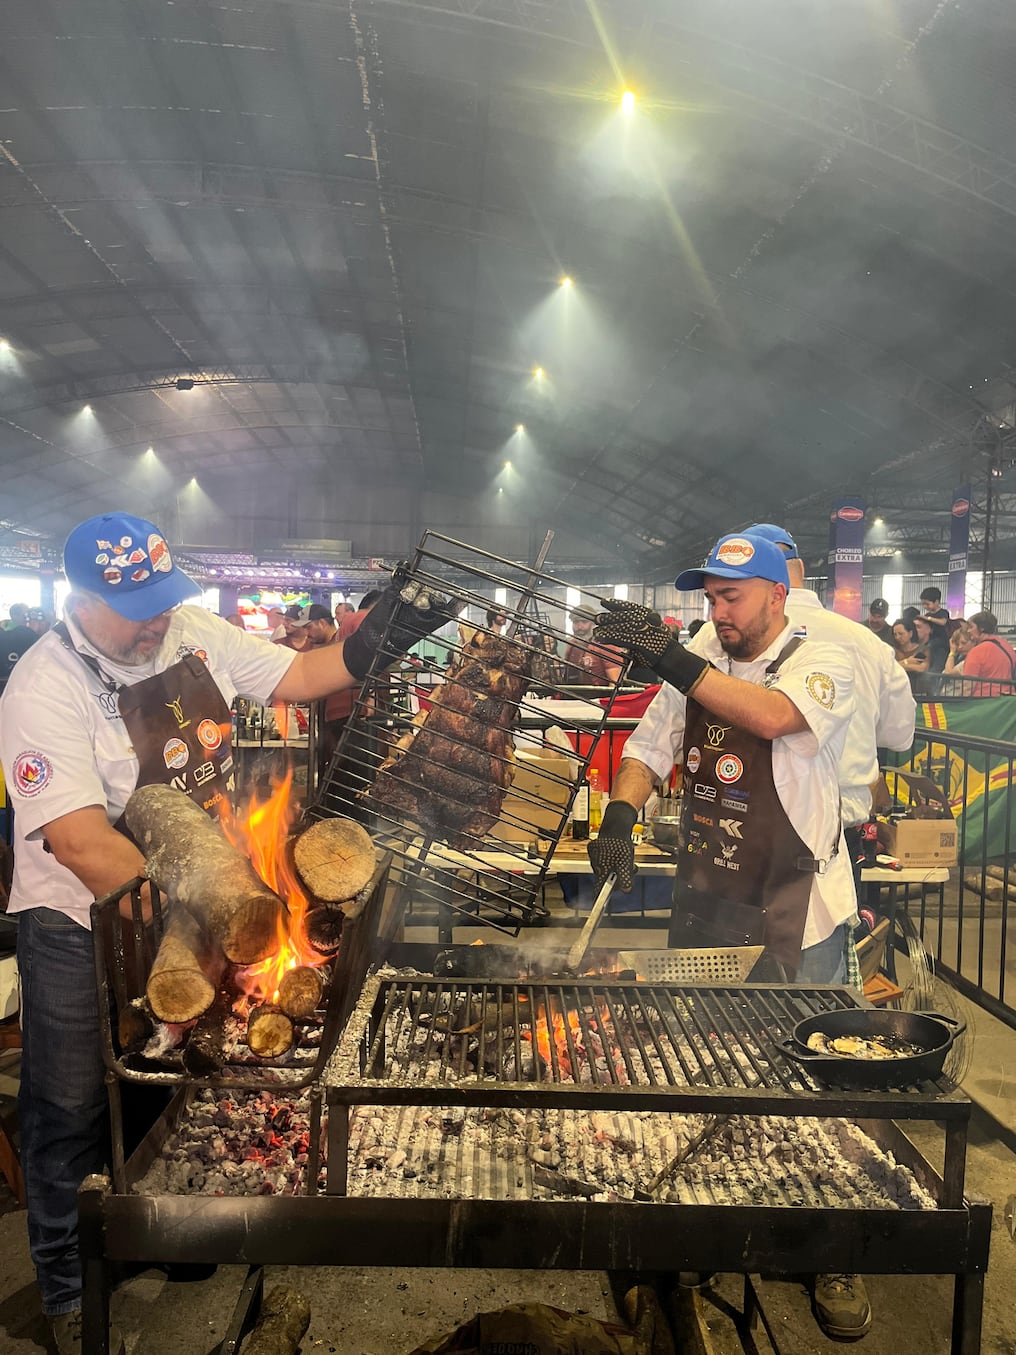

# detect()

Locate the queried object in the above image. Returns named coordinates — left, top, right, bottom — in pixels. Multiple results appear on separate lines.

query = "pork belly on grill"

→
left=371, top=632, right=531, bottom=849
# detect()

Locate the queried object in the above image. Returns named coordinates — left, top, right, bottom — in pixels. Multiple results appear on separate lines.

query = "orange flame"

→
left=220, top=769, right=327, bottom=1002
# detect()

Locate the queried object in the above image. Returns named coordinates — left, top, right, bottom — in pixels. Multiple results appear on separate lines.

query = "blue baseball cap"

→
left=63, top=512, right=199, bottom=621
left=675, top=532, right=790, bottom=592
left=746, top=522, right=799, bottom=559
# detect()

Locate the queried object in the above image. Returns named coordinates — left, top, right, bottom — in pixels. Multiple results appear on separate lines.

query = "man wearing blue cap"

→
left=0, top=511, right=456, bottom=1353
left=589, top=531, right=875, bottom=1339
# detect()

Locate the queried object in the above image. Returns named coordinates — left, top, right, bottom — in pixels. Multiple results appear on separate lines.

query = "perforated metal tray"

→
left=617, top=946, right=764, bottom=984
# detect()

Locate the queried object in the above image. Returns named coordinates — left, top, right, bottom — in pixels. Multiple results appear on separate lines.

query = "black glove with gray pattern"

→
left=593, top=599, right=709, bottom=695
left=587, top=801, right=639, bottom=893
left=343, top=563, right=460, bottom=681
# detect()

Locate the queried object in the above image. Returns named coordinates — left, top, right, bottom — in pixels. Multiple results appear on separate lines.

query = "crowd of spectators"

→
left=874, top=584, right=1016, bottom=697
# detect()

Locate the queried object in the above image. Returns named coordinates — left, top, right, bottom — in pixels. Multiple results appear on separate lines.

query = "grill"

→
left=313, top=531, right=630, bottom=935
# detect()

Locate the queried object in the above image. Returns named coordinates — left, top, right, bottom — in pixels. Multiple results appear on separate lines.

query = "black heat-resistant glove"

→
left=342, top=563, right=460, bottom=681
left=593, top=599, right=709, bottom=695
left=587, top=800, right=639, bottom=893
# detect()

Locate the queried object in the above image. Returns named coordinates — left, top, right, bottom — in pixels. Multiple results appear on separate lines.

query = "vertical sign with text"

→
left=827, top=497, right=866, bottom=621
left=947, top=484, right=971, bottom=618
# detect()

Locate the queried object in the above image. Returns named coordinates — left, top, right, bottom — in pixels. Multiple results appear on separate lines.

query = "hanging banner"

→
left=827, top=497, right=866, bottom=620
left=946, top=484, right=971, bottom=618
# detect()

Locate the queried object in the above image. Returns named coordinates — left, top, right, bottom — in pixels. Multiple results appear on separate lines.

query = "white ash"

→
left=344, top=1105, right=937, bottom=1211
left=133, top=1089, right=322, bottom=1197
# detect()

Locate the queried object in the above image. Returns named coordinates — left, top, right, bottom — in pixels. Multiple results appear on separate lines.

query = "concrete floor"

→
left=2, top=916, right=1016, bottom=1354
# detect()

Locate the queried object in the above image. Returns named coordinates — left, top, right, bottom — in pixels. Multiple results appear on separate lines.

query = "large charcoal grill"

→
left=313, top=531, right=631, bottom=935
left=81, top=878, right=990, bottom=1355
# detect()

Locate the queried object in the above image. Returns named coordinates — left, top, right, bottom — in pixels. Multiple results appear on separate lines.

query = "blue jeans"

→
left=17, top=908, right=109, bottom=1316
left=796, top=923, right=848, bottom=985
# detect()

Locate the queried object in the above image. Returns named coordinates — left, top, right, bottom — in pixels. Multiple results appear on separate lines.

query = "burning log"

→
left=126, top=785, right=287, bottom=965
left=247, top=1004, right=294, bottom=1058
left=182, top=988, right=236, bottom=1076
left=146, top=906, right=227, bottom=1023
left=303, top=903, right=345, bottom=956
left=292, top=817, right=375, bottom=903
left=240, top=1285, right=311, bottom=1355
left=276, top=965, right=325, bottom=1019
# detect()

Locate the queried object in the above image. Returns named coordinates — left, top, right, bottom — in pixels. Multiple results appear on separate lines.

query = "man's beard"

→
left=715, top=607, right=773, bottom=661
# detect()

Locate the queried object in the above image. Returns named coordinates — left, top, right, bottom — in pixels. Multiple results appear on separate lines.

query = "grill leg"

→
left=952, top=1270, right=984, bottom=1355
left=79, top=1175, right=112, bottom=1355
left=326, top=1104, right=350, bottom=1195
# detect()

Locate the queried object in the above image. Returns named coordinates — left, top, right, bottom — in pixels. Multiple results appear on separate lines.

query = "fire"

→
left=523, top=995, right=625, bottom=1081
left=220, top=769, right=327, bottom=1003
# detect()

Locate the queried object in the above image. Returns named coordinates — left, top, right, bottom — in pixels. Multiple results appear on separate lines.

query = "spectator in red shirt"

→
left=962, top=611, right=1016, bottom=696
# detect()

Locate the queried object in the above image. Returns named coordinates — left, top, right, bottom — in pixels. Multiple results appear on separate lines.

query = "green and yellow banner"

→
left=884, top=698, right=1016, bottom=861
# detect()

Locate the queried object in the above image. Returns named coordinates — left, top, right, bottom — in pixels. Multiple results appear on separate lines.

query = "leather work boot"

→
left=812, top=1273, right=873, bottom=1340
left=48, top=1308, right=126, bottom=1355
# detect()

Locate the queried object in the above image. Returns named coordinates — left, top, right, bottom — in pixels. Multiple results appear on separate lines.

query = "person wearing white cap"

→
left=0, top=511, right=457, bottom=1353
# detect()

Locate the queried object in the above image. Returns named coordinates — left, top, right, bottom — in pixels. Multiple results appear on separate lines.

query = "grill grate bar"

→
left=598, top=989, right=640, bottom=1086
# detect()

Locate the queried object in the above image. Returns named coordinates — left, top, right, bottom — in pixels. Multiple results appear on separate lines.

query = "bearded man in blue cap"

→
left=0, top=511, right=456, bottom=1354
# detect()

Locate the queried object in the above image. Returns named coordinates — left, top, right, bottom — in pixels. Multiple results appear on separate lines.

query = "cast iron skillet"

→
left=782, top=1008, right=965, bottom=1088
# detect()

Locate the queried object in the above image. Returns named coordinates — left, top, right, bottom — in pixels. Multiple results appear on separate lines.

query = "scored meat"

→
left=370, top=631, right=531, bottom=849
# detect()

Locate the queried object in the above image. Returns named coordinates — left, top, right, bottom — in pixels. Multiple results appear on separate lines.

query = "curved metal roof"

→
left=2, top=0, right=1015, bottom=581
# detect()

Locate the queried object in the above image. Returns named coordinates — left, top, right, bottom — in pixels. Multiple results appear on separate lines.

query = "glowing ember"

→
left=523, top=997, right=622, bottom=1080
left=221, top=770, right=328, bottom=1002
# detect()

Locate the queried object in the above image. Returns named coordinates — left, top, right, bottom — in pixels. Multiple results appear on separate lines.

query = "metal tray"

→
left=617, top=945, right=764, bottom=984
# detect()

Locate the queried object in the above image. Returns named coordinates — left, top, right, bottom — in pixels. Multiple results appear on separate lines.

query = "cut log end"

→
left=293, top=818, right=375, bottom=902
left=276, top=966, right=325, bottom=1019
left=303, top=903, right=346, bottom=956
left=247, top=1005, right=294, bottom=1058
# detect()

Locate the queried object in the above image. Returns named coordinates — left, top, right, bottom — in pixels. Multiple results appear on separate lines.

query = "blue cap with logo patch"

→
left=675, top=532, right=790, bottom=592
left=63, top=512, right=200, bottom=621
left=745, top=522, right=799, bottom=560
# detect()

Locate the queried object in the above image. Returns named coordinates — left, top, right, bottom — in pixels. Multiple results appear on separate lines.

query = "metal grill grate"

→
left=313, top=532, right=630, bottom=934
left=329, top=979, right=867, bottom=1095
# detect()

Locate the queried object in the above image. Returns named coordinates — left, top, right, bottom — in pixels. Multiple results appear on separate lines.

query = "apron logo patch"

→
left=687, top=834, right=709, bottom=855
left=705, top=723, right=729, bottom=749
left=165, top=696, right=191, bottom=730
left=693, top=813, right=714, bottom=827
left=693, top=783, right=717, bottom=801
left=13, top=750, right=53, bottom=797
left=686, top=746, right=701, bottom=774
left=715, top=754, right=744, bottom=784
left=194, top=760, right=217, bottom=786
left=806, top=672, right=836, bottom=709
left=721, top=795, right=748, bottom=812
left=719, top=818, right=744, bottom=838
left=163, top=737, right=189, bottom=770
left=714, top=842, right=740, bottom=871
left=197, top=718, right=222, bottom=751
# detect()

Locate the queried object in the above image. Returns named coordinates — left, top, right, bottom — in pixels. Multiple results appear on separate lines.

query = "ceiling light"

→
left=82, top=404, right=92, bottom=414
left=894, top=549, right=902, bottom=556
left=532, top=366, right=544, bottom=380
left=559, top=275, right=573, bottom=288
left=873, top=516, right=884, bottom=525
left=621, top=90, right=636, bottom=114
left=515, top=423, right=525, bottom=434
left=175, top=377, right=195, bottom=391
left=497, top=487, right=504, bottom=495
left=0, top=339, right=9, bottom=352
left=504, top=460, right=512, bottom=470
left=145, top=446, right=154, bottom=455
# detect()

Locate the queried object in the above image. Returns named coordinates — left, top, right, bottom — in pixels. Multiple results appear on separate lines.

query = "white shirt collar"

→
left=699, top=616, right=803, bottom=671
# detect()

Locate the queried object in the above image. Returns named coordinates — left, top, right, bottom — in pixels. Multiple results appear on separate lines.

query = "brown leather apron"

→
left=669, top=637, right=837, bottom=972
left=54, top=624, right=235, bottom=820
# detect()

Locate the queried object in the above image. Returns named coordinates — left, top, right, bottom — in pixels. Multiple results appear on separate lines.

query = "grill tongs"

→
left=563, top=871, right=616, bottom=976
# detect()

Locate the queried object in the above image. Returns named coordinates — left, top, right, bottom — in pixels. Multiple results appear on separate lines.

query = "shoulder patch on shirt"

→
left=805, top=672, right=836, bottom=709
left=13, top=750, right=53, bottom=797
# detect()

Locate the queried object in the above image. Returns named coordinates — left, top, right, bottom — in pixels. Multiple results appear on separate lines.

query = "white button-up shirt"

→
left=625, top=619, right=857, bottom=948
left=0, top=606, right=295, bottom=928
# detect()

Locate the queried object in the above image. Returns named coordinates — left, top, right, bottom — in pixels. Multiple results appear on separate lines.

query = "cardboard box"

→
left=489, top=751, right=573, bottom=844
left=882, top=769, right=958, bottom=867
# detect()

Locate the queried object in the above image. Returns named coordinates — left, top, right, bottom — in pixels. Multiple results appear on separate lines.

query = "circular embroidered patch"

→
left=716, top=754, right=744, bottom=785
left=13, top=750, right=53, bottom=797
left=197, top=718, right=222, bottom=750
left=686, top=746, right=701, bottom=774
left=163, top=738, right=189, bottom=771
left=715, top=537, right=755, bottom=567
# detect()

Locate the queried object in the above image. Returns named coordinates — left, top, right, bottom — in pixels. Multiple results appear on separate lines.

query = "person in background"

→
left=485, top=607, right=508, bottom=635
left=864, top=598, right=894, bottom=646
left=0, top=513, right=456, bottom=1355
left=892, top=616, right=920, bottom=665
left=271, top=604, right=313, bottom=652
left=1, top=607, right=46, bottom=688
left=290, top=603, right=336, bottom=648
left=321, top=590, right=382, bottom=774
left=334, top=600, right=356, bottom=623
left=901, top=604, right=920, bottom=626
left=663, top=617, right=683, bottom=637
left=962, top=611, right=1016, bottom=697
left=943, top=620, right=975, bottom=684
left=224, top=613, right=246, bottom=629
left=3, top=602, right=29, bottom=631
left=918, top=586, right=951, bottom=671
left=686, top=618, right=706, bottom=640
left=563, top=605, right=623, bottom=685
